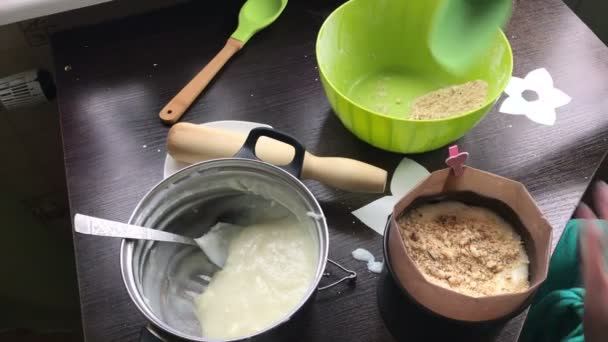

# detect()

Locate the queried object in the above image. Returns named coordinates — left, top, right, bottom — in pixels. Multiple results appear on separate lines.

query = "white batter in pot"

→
left=194, top=217, right=317, bottom=339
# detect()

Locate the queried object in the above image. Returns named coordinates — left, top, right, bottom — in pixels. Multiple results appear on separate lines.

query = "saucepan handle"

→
left=317, top=259, right=357, bottom=291
left=233, top=127, right=306, bottom=178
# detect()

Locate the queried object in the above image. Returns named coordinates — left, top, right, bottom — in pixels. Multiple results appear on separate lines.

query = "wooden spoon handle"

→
left=159, top=38, right=244, bottom=124
left=167, top=123, right=388, bottom=193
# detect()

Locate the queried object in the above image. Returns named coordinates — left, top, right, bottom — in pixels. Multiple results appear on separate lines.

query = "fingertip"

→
left=576, top=202, right=597, bottom=220
left=593, top=180, right=608, bottom=219
left=583, top=220, right=604, bottom=244
left=581, top=222, right=606, bottom=281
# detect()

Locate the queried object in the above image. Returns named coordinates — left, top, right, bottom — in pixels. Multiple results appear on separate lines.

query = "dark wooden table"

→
left=52, top=0, right=608, bottom=341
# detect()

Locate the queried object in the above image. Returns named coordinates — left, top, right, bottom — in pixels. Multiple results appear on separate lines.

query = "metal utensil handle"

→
left=139, top=324, right=169, bottom=342
left=233, top=127, right=306, bottom=178
left=318, top=259, right=357, bottom=291
left=74, top=214, right=197, bottom=246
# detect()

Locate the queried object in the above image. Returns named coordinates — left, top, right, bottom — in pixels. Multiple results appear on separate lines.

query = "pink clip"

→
left=445, top=145, right=469, bottom=176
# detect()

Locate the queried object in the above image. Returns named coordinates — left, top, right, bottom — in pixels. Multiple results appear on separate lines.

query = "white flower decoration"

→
left=499, top=68, right=571, bottom=126
left=352, top=158, right=429, bottom=235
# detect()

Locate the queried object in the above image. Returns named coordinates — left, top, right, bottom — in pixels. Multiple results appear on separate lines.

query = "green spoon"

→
left=160, top=0, right=288, bottom=124
left=429, top=0, right=512, bottom=72
left=232, top=0, right=288, bottom=43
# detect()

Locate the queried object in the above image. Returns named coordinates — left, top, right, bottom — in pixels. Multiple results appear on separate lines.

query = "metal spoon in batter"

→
left=74, top=214, right=242, bottom=268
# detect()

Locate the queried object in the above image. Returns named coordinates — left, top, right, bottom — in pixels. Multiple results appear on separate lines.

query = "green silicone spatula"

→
left=429, top=0, right=512, bottom=72
left=160, top=0, right=288, bottom=124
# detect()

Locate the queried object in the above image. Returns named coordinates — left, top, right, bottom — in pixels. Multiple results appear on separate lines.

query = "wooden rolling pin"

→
left=167, top=123, right=387, bottom=193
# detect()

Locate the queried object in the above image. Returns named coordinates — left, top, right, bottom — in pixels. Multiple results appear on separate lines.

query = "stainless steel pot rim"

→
left=120, top=157, right=329, bottom=342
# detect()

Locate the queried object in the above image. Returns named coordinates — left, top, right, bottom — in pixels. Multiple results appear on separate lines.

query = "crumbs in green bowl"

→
left=410, top=80, right=488, bottom=120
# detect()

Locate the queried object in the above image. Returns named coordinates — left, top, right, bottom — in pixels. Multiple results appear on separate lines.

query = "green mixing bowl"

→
left=316, top=0, right=513, bottom=153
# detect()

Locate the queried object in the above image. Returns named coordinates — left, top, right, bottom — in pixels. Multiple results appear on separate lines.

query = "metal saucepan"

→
left=120, top=128, right=356, bottom=341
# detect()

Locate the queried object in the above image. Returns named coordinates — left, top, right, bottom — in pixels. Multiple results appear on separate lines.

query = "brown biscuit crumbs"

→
left=409, top=80, right=488, bottom=120
left=397, top=201, right=529, bottom=297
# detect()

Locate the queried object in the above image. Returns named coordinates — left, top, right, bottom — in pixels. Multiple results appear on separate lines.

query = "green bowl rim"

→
left=315, top=0, right=514, bottom=123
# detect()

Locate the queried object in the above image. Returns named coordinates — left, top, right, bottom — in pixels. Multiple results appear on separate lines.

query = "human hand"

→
left=574, top=181, right=608, bottom=342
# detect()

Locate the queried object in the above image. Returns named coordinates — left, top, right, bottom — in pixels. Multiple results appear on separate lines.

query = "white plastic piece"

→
left=499, top=68, right=571, bottom=126
left=390, top=156, right=432, bottom=197
left=352, top=197, right=395, bottom=235
left=352, top=157, right=429, bottom=235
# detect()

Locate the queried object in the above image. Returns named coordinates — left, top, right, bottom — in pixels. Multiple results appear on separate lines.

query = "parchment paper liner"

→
left=388, top=167, right=552, bottom=322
